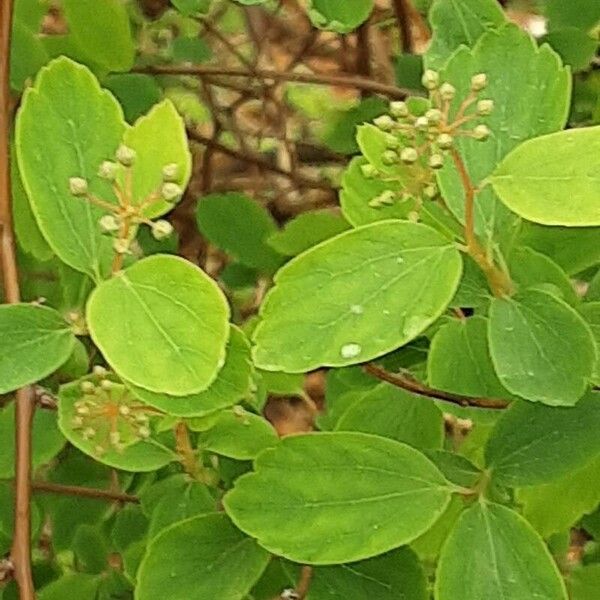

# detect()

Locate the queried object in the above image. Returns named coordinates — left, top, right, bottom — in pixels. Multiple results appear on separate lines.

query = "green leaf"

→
left=492, top=126, right=600, bottom=226
left=0, top=401, right=66, bottom=478
left=58, top=378, right=177, bottom=472
left=197, top=408, right=279, bottom=460
left=542, top=28, right=598, bottom=72
left=73, top=524, right=109, bottom=573
left=196, top=193, right=284, bottom=273
left=267, top=211, right=350, bottom=257
left=253, top=220, right=462, bottom=373
left=224, top=432, right=453, bottom=564
left=340, top=157, right=410, bottom=226
left=0, top=304, right=76, bottom=393
left=438, top=25, right=570, bottom=240
left=517, top=454, right=600, bottom=538
left=428, top=316, right=514, bottom=400
left=171, top=37, right=212, bottom=64
left=171, top=0, right=212, bottom=16
left=126, top=326, right=252, bottom=417
left=103, top=74, right=162, bottom=124
left=38, top=574, right=100, bottom=600
left=87, top=255, right=230, bottom=396
left=62, top=0, right=135, bottom=72
left=425, top=451, right=482, bottom=489
left=580, top=302, right=600, bottom=384
left=488, top=289, right=596, bottom=406
left=111, top=505, right=148, bottom=553
left=569, top=565, right=600, bottom=600
left=120, top=100, right=192, bottom=219
left=305, top=547, right=427, bottom=600
left=484, top=392, right=600, bottom=487
left=435, top=502, right=567, bottom=600
left=425, top=0, right=506, bottom=69
left=306, top=0, right=374, bottom=33
left=10, top=18, right=48, bottom=92
left=16, top=57, right=126, bottom=279
left=335, top=382, right=444, bottom=450
left=137, top=513, right=270, bottom=600
left=545, top=0, right=600, bottom=31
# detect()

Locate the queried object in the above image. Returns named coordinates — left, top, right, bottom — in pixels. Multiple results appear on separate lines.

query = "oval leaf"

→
left=0, top=304, right=75, bottom=393
left=253, top=220, right=462, bottom=373
left=224, top=432, right=453, bottom=564
left=435, top=502, right=567, bottom=600
left=137, top=513, right=270, bottom=600
left=87, top=255, right=230, bottom=396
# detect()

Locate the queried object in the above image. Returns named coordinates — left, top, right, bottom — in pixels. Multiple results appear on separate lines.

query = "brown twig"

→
left=356, top=21, right=371, bottom=99
left=0, top=2, right=36, bottom=597
left=134, top=65, right=416, bottom=99
left=294, top=566, right=313, bottom=600
left=31, top=481, right=139, bottom=504
left=364, top=363, right=509, bottom=410
left=392, top=0, right=414, bottom=53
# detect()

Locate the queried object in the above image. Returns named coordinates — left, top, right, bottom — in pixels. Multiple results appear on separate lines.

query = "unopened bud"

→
left=381, top=150, right=399, bottom=165
left=161, top=182, right=183, bottom=203
left=76, top=405, right=90, bottom=416
left=415, top=116, right=429, bottom=131
left=360, top=163, right=378, bottom=179
left=429, top=154, right=445, bottom=169
left=116, top=145, right=136, bottom=167
left=69, top=177, right=88, bottom=197
left=98, top=161, right=118, bottom=181
left=119, top=405, right=131, bottom=416
left=369, top=191, right=396, bottom=208
left=476, top=99, right=494, bottom=116
left=425, top=109, right=442, bottom=124
left=436, top=133, right=453, bottom=150
left=113, top=238, right=130, bottom=254
left=109, top=431, right=121, bottom=446
left=373, top=115, right=395, bottom=131
left=439, top=83, right=456, bottom=101
left=99, top=214, right=119, bottom=234
left=94, top=445, right=106, bottom=456
left=138, top=426, right=151, bottom=439
left=151, top=220, right=174, bottom=240
left=408, top=211, right=420, bottom=222
left=389, top=101, right=409, bottom=118
left=424, top=184, right=438, bottom=199
left=83, top=427, right=96, bottom=440
left=473, top=124, right=490, bottom=141
left=162, top=163, right=179, bottom=182
left=80, top=381, right=96, bottom=394
left=93, top=366, right=108, bottom=377
left=385, top=134, right=400, bottom=149
left=71, top=416, right=84, bottom=428
left=471, top=73, right=488, bottom=92
left=421, top=69, right=440, bottom=90
left=400, top=147, right=419, bottom=164
left=100, top=379, right=113, bottom=391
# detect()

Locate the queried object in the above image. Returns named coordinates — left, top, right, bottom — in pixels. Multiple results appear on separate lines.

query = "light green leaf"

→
left=569, top=565, right=600, bottom=600
left=580, top=302, right=600, bottom=384
left=58, top=378, right=177, bottom=472
left=435, top=502, right=567, bottom=600
left=0, top=401, right=66, bottom=478
left=120, top=100, right=192, bottom=218
left=305, top=547, right=427, bottom=600
left=488, top=289, right=596, bottom=406
left=253, top=220, right=462, bottom=373
left=197, top=408, right=279, bottom=460
left=126, top=326, right=252, bottom=417
left=425, top=0, right=506, bottom=69
left=16, top=57, right=126, bottom=279
left=62, top=0, right=135, bottom=72
left=196, top=193, right=284, bottom=273
left=137, top=513, right=270, bottom=600
left=307, top=0, right=374, bottom=33
left=428, top=316, right=514, bottom=400
left=491, top=126, right=600, bottom=226
left=438, top=25, right=570, bottom=240
left=267, top=210, right=350, bottom=256
left=517, top=454, right=600, bottom=538
left=87, top=255, right=230, bottom=396
left=224, top=432, right=453, bottom=564
left=485, top=392, right=600, bottom=486
left=335, top=382, right=444, bottom=450
left=0, top=304, right=76, bottom=393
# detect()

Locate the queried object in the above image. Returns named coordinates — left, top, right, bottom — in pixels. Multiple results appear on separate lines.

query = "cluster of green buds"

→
left=70, top=366, right=158, bottom=456
left=364, top=69, right=493, bottom=211
left=68, top=145, right=183, bottom=264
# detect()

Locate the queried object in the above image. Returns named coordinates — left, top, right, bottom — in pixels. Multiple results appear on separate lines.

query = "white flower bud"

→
left=360, top=163, right=378, bottom=179
left=415, top=116, right=429, bottom=131
left=100, top=379, right=114, bottom=390
left=119, top=405, right=131, bottom=416
left=98, top=161, right=118, bottom=181
left=373, top=115, right=395, bottom=131
left=161, top=182, right=183, bottom=203
left=473, top=124, right=490, bottom=141
left=151, top=219, right=174, bottom=240
left=94, top=445, right=106, bottom=456
left=400, top=147, right=419, bottom=164
left=381, top=150, right=399, bottom=165
left=83, top=427, right=96, bottom=440
left=138, top=426, right=151, bottom=439
left=471, top=73, right=488, bottom=92
left=408, top=211, right=420, bottom=222
left=425, top=109, right=442, bottom=124
left=92, top=366, right=108, bottom=377
left=69, top=177, right=88, bottom=197
left=421, top=69, right=440, bottom=90
left=80, top=381, right=96, bottom=394
left=368, top=191, right=396, bottom=208
left=389, top=101, right=409, bottom=118
left=439, top=83, right=456, bottom=101
left=424, top=184, right=438, bottom=199
left=162, top=163, right=180, bottom=182
left=436, top=133, right=453, bottom=150
left=76, top=405, right=90, bottom=416
left=115, top=145, right=136, bottom=167
left=113, top=238, right=130, bottom=254
left=99, top=214, right=119, bottom=234
left=429, top=154, right=445, bottom=169
left=476, top=99, right=494, bottom=116
left=385, top=134, right=400, bottom=149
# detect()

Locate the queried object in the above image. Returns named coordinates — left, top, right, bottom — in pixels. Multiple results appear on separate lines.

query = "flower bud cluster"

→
left=71, top=374, right=155, bottom=456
